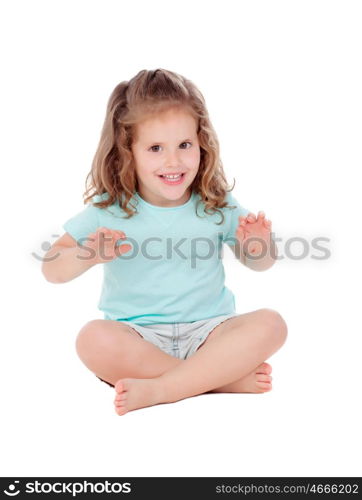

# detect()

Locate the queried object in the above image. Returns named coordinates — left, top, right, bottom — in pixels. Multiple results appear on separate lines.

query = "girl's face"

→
left=131, top=106, right=200, bottom=207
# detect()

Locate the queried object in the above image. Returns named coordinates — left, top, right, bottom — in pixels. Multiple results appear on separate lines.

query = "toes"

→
left=114, top=398, right=127, bottom=405
left=114, top=378, right=133, bottom=414
left=256, top=362, right=272, bottom=375
left=114, top=390, right=127, bottom=405
left=115, top=379, right=124, bottom=393
left=256, top=381, right=272, bottom=391
left=114, top=393, right=127, bottom=402
left=261, top=362, right=272, bottom=374
left=115, top=405, right=128, bottom=416
left=114, top=395, right=127, bottom=405
left=256, top=374, right=272, bottom=382
left=115, top=378, right=132, bottom=394
left=114, top=400, right=126, bottom=407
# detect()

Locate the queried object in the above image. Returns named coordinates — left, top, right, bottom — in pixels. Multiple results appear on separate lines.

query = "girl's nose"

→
left=165, top=150, right=181, bottom=166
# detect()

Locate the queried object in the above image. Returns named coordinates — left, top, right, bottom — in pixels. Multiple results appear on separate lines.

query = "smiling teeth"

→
left=162, top=174, right=182, bottom=179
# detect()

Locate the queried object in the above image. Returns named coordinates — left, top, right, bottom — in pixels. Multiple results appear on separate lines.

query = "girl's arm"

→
left=41, top=243, right=98, bottom=283
left=229, top=237, right=278, bottom=271
left=244, top=238, right=278, bottom=272
left=42, top=228, right=131, bottom=283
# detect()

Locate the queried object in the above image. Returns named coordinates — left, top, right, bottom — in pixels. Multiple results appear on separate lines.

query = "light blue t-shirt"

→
left=62, top=190, right=250, bottom=325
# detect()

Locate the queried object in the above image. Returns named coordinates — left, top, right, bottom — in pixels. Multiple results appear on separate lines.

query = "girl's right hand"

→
left=82, top=227, right=132, bottom=264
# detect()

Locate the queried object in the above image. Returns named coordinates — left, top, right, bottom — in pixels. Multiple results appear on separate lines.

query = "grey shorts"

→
left=97, top=312, right=239, bottom=388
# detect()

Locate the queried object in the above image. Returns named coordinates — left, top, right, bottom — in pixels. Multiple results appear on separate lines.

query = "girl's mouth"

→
left=158, top=173, right=185, bottom=185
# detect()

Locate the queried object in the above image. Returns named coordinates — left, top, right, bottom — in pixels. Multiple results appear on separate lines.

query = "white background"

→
left=1, top=0, right=361, bottom=478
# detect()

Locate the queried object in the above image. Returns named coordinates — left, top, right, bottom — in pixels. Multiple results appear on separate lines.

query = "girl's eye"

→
left=149, top=142, right=192, bottom=153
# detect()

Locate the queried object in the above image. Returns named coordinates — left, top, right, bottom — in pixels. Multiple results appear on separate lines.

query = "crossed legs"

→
left=75, top=308, right=288, bottom=415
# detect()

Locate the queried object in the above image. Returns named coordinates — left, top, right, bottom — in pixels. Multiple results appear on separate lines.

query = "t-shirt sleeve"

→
left=222, top=192, right=251, bottom=247
left=62, top=203, right=100, bottom=245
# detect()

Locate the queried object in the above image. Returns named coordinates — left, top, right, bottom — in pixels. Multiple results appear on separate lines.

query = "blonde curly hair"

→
left=83, top=68, right=237, bottom=224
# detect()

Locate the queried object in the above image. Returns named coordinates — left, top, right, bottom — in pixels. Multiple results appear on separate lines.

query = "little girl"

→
left=42, top=68, right=288, bottom=416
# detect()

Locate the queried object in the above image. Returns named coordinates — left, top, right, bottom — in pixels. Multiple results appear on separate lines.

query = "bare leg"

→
left=114, top=309, right=288, bottom=415
left=192, top=312, right=273, bottom=394
left=75, top=316, right=272, bottom=392
left=75, top=319, right=183, bottom=382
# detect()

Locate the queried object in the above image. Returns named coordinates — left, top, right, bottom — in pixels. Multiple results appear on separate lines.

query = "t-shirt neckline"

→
left=134, top=190, right=195, bottom=210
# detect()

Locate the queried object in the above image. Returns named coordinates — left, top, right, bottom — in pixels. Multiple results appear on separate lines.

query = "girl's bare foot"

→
left=209, top=362, right=273, bottom=394
left=113, top=362, right=273, bottom=415
left=114, top=378, right=166, bottom=416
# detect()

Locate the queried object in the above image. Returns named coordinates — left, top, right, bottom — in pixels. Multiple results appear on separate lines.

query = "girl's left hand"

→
left=235, top=211, right=272, bottom=256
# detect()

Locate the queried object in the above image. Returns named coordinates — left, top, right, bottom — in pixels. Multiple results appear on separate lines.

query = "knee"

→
left=75, top=319, right=106, bottom=356
left=258, top=308, right=288, bottom=346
